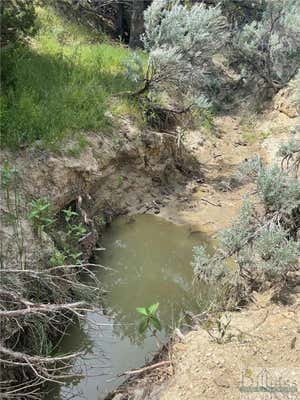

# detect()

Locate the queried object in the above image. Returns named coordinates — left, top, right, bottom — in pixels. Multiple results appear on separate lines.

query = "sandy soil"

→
left=161, top=291, right=300, bottom=400
left=159, top=108, right=297, bottom=234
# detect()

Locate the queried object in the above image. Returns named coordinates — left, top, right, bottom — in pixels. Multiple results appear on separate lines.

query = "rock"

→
left=214, top=374, right=231, bottom=388
left=234, top=140, right=247, bottom=147
left=111, top=394, right=124, bottom=400
left=274, top=86, right=298, bottom=118
left=174, top=328, right=186, bottom=343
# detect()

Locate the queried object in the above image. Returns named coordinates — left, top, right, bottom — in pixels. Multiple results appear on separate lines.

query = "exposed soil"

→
left=159, top=108, right=297, bottom=234
left=1, top=93, right=297, bottom=266
left=0, top=119, right=201, bottom=268
left=160, top=290, right=300, bottom=400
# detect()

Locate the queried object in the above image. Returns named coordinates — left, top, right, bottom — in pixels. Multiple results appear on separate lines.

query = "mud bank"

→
left=1, top=120, right=202, bottom=270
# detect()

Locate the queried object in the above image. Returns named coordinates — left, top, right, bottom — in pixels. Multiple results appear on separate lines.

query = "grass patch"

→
left=0, top=6, right=140, bottom=149
left=242, top=130, right=270, bottom=144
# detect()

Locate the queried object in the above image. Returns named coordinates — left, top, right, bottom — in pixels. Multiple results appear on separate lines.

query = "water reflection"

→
left=99, top=215, right=212, bottom=343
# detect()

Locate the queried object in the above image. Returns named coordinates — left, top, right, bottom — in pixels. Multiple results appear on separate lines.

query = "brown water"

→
left=49, top=215, right=213, bottom=400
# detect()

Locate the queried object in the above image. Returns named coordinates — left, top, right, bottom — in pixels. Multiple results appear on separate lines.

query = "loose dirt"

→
left=160, top=291, right=300, bottom=400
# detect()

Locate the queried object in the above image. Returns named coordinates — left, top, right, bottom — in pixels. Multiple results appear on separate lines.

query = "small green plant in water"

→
left=136, top=302, right=161, bottom=334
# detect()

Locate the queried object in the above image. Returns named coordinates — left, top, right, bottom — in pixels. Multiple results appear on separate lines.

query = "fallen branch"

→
left=0, top=345, right=82, bottom=364
left=121, top=360, right=173, bottom=376
left=0, top=301, right=86, bottom=318
left=201, top=198, right=221, bottom=207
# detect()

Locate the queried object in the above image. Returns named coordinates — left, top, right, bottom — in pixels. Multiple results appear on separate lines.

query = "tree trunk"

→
left=129, top=0, right=145, bottom=48
left=115, top=3, right=130, bottom=42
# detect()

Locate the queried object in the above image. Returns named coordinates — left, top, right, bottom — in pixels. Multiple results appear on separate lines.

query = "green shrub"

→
left=0, top=0, right=37, bottom=46
left=257, top=166, right=300, bottom=216
left=192, top=245, right=225, bottom=284
left=256, top=226, right=299, bottom=277
left=125, top=1, right=229, bottom=109
left=193, top=143, right=300, bottom=305
left=233, top=0, right=300, bottom=89
left=277, top=138, right=299, bottom=158
left=218, top=200, right=255, bottom=255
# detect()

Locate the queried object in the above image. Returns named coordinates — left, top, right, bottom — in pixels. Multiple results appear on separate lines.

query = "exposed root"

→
left=0, top=263, right=103, bottom=398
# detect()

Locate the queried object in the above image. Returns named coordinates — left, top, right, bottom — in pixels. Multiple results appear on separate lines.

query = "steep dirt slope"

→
left=159, top=104, right=297, bottom=232
left=0, top=120, right=201, bottom=269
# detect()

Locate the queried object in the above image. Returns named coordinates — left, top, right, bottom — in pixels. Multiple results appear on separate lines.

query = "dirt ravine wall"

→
left=0, top=124, right=200, bottom=269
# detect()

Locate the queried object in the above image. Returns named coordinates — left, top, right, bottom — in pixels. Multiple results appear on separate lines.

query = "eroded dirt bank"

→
left=159, top=107, right=297, bottom=234
left=162, top=291, right=300, bottom=400
left=1, top=120, right=201, bottom=268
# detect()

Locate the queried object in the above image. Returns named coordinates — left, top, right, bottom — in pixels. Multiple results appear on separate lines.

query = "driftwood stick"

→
left=201, top=198, right=221, bottom=207
left=121, top=360, right=173, bottom=376
left=0, top=345, right=82, bottom=363
left=0, top=301, right=86, bottom=318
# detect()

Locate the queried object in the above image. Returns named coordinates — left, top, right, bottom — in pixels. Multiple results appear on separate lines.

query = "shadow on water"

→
left=48, top=214, right=215, bottom=400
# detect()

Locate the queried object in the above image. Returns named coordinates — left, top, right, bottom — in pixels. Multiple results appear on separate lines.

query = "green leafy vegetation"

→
left=51, top=206, right=87, bottom=266
left=0, top=6, right=140, bottom=149
left=136, top=302, right=162, bottom=334
left=232, top=0, right=300, bottom=89
left=28, top=198, right=55, bottom=237
left=0, top=0, right=37, bottom=46
left=49, top=249, right=66, bottom=267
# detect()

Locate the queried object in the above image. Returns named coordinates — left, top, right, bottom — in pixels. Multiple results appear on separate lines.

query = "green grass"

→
left=241, top=130, right=270, bottom=144
left=0, top=7, right=141, bottom=149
